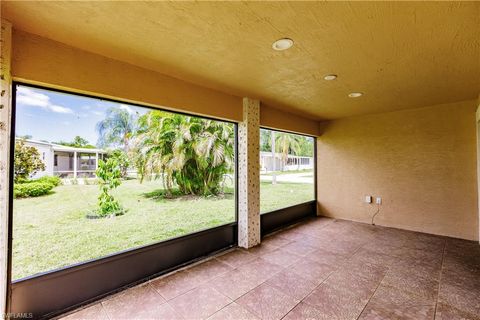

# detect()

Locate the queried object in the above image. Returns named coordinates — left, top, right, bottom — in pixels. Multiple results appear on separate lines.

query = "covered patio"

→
left=60, top=217, right=479, bottom=320
left=0, top=1, right=479, bottom=319
left=52, top=145, right=107, bottom=179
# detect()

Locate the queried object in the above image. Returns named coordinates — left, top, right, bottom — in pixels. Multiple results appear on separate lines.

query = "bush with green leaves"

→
left=14, top=140, right=46, bottom=182
left=14, top=175, right=61, bottom=198
left=109, top=149, right=130, bottom=178
left=24, top=176, right=62, bottom=187
left=94, top=158, right=125, bottom=217
left=14, top=182, right=54, bottom=198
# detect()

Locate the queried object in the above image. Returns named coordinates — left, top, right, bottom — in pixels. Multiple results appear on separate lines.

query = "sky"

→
left=15, top=85, right=147, bottom=146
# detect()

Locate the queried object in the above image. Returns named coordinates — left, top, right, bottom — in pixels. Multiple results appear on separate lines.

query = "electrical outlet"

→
left=365, top=195, right=372, bottom=204
left=376, top=197, right=382, bottom=205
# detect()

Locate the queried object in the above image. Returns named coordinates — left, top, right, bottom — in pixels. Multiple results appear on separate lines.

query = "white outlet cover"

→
left=365, top=195, right=372, bottom=203
left=376, top=197, right=382, bottom=204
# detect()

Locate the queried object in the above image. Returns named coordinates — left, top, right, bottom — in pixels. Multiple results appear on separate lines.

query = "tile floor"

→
left=59, top=217, right=480, bottom=320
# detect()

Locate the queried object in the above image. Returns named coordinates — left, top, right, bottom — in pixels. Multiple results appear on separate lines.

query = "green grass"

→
left=12, top=179, right=313, bottom=280
left=260, top=181, right=314, bottom=213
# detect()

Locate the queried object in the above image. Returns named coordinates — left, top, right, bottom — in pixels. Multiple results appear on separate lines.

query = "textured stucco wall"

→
left=317, top=100, right=479, bottom=240
left=11, top=30, right=320, bottom=136
left=11, top=30, right=243, bottom=122
left=260, top=104, right=320, bottom=136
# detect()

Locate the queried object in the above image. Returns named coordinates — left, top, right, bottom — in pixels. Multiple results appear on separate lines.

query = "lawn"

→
left=12, top=178, right=314, bottom=280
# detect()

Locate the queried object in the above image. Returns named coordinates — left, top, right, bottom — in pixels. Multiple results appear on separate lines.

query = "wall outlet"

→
left=376, top=197, right=382, bottom=205
left=365, top=195, right=372, bottom=204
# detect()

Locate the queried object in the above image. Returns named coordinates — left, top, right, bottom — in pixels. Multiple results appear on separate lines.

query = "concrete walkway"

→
left=260, top=172, right=314, bottom=184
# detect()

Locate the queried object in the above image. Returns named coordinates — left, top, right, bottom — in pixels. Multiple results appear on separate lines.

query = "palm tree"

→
left=133, top=111, right=234, bottom=196
left=260, top=129, right=272, bottom=152
left=96, top=107, right=137, bottom=151
left=275, top=132, right=301, bottom=171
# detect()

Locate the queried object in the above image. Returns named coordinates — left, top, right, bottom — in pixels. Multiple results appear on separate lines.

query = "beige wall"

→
left=476, top=95, right=480, bottom=243
left=260, top=104, right=320, bottom=136
left=11, top=29, right=319, bottom=136
left=317, top=100, right=479, bottom=240
left=12, top=29, right=243, bottom=122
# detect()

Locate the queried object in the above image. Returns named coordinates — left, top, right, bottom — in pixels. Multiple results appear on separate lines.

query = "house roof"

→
left=17, top=138, right=107, bottom=154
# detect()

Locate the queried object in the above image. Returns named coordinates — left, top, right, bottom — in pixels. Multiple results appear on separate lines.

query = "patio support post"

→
left=0, top=19, right=12, bottom=314
left=73, top=151, right=77, bottom=178
left=238, top=97, right=261, bottom=248
left=95, top=152, right=98, bottom=176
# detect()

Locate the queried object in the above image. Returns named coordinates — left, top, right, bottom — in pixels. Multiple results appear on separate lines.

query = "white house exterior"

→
left=18, top=139, right=107, bottom=179
left=259, top=151, right=313, bottom=172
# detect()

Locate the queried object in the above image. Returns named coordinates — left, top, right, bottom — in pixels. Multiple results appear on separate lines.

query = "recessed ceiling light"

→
left=348, top=92, right=363, bottom=98
left=272, top=38, right=294, bottom=51
left=323, top=74, right=337, bottom=81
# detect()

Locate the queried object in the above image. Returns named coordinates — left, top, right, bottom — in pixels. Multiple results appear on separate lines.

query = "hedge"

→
left=35, top=176, right=62, bottom=187
left=23, top=176, right=62, bottom=187
left=14, top=182, right=54, bottom=198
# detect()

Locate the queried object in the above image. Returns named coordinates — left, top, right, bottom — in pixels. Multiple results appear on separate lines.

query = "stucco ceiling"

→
left=2, top=1, right=479, bottom=120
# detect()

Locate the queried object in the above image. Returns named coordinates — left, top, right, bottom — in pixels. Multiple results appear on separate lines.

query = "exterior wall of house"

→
left=317, top=99, right=479, bottom=241
left=260, top=152, right=283, bottom=172
left=23, top=141, right=54, bottom=178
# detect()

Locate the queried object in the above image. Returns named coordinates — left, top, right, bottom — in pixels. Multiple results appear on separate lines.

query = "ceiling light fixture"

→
left=272, top=38, right=294, bottom=51
left=348, top=92, right=363, bottom=98
left=323, top=74, right=337, bottom=81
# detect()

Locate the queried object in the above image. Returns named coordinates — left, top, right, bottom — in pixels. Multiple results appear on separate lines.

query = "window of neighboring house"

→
left=259, top=128, right=315, bottom=213
left=54, top=154, right=58, bottom=166
left=12, top=84, right=237, bottom=280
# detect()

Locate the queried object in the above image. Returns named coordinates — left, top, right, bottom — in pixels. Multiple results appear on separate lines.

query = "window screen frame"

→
left=259, top=126, right=318, bottom=236
left=7, top=81, right=239, bottom=318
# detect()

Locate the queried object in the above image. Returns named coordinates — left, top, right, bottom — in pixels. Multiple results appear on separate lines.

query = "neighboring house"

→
left=260, top=151, right=313, bottom=172
left=18, top=138, right=107, bottom=179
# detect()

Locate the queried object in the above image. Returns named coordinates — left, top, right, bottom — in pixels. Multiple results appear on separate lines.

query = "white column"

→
left=238, top=98, right=261, bottom=248
left=0, top=19, right=12, bottom=314
left=73, top=151, right=77, bottom=178
left=95, top=153, right=99, bottom=178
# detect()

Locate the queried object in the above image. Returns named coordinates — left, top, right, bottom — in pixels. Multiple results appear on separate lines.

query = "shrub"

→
left=14, top=182, right=54, bottom=198
left=85, top=178, right=99, bottom=185
left=38, top=176, right=61, bottom=186
left=93, top=158, right=125, bottom=217
left=109, top=149, right=130, bottom=178
left=24, top=176, right=62, bottom=187
left=14, top=140, right=46, bottom=182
